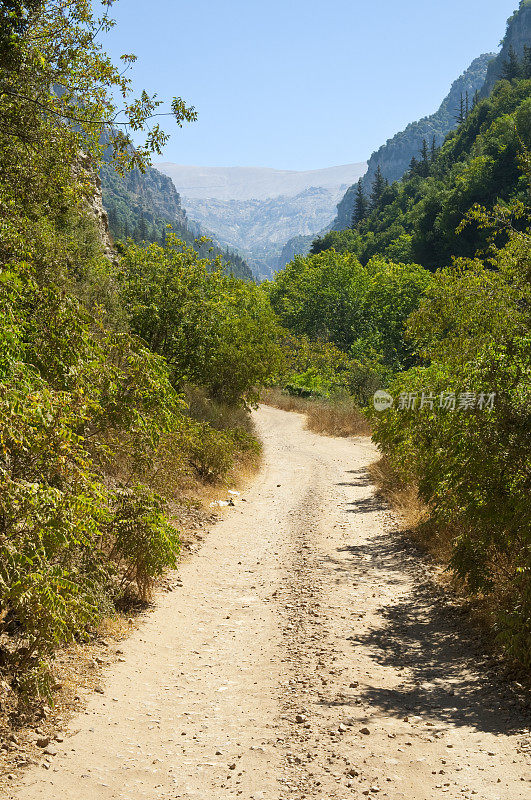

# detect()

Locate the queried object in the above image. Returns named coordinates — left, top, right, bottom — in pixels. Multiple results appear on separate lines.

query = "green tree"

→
left=268, top=249, right=368, bottom=350
left=523, top=45, right=531, bottom=79
left=502, top=45, right=523, bottom=81
left=430, top=135, right=438, bottom=162
left=0, top=0, right=197, bottom=173
left=138, top=212, right=148, bottom=242
left=120, top=235, right=282, bottom=405
left=370, top=165, right=386, bottom=208
left=351, top=179, right=368, bottom=227
left=418, top=138, right=430, bottom=177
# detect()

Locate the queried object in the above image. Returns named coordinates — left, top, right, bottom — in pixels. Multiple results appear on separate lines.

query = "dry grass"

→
left=369, top=456, right=531, bottom=676
left=262, top=388, right=371, bottom=437
left=368, top=455, right=462, bottom=568
left=369, top=457, right=430, bottom=532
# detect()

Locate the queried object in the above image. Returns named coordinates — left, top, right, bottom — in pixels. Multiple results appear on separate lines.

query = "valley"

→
left=155, top=163, right=366, bottom=277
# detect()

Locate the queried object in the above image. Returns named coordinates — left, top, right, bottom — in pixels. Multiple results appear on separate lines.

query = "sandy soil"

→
left=8, top=405, right=530, bottom=800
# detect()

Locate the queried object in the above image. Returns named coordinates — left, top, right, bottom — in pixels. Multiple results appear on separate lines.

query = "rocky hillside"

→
left=481, top=0, right=531, bottom=94
left=276, top=234, right=314, bottom=271
left=100, top=163, right=254, bottom=281
left=183, top=186, right=353, bottom=279
left=332, top=53, right=494, bottom=230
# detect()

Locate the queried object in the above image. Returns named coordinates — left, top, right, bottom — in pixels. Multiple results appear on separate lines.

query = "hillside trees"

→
left=370, top=165, right=387, bottom=207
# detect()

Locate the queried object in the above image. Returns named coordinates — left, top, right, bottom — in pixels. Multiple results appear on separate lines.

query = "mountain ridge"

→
left=332, top=52, right=495, bottom=230
left=155, top=162, right=367, bottom=201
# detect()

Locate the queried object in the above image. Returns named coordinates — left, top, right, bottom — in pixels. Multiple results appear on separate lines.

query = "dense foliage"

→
left=119, top=235, right=282, bottom=405
left=267, top=249, right=432, bottom=385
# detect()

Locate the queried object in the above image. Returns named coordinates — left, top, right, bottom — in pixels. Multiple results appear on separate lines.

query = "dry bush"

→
left=368, top=456, right=460, bottom=566
left=262, top=388, right=371, bottom=437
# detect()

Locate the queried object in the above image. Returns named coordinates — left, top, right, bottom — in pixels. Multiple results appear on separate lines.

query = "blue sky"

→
left=101, top=0, right=518, bottom=170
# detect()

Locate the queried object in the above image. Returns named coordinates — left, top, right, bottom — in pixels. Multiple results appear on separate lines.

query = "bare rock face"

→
left=90, top=172, right=116, bottom=262
left=75, top=151, right=117, bottom=263
left=482, top=2, right=531, bottom=95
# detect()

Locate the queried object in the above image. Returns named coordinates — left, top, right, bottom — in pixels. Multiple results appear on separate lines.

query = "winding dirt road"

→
left=10, top=406, right=530, bottom=800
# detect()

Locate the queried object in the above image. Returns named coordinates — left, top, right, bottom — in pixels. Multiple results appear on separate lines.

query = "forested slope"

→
left=100, top=162, right=254, bottom=281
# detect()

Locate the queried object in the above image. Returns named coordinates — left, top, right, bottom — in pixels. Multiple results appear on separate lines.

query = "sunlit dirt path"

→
left=10, top=405, right=530, bottom=800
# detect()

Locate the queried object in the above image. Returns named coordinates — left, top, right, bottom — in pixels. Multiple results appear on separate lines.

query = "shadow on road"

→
left=323, top=469, right=531, bottom=738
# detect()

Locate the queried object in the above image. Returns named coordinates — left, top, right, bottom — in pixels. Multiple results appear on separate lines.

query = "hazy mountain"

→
left=155, top=163, right=366, bottom=201
left=179, top=185, right=356, bottom=279
left=155, top=162, right=367, bottom=277
left=332, top=53, right=495, bottom=230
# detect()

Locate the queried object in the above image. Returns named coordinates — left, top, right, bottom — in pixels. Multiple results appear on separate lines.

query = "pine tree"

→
left=430, top=135, right=438, bottom=162
left=138, top=212, right=148, bottom=242
left=456, top=93, right=465, bottom=125
left=107, top=204, right=117, bottom=234
left=415, top=139, right=430, bottom=177
left=472, top=89, right=480, bottom=110
left=370, top=165, right=386, bottom=208
left=523, top=45, right=531, bottom=79
left=351, top=179, right=368, bottom=227
left=409, top=155, right=419, bottom=174
left=501, top=46, right=522, bottom=81
left=465, top=91, right=469, bottom=118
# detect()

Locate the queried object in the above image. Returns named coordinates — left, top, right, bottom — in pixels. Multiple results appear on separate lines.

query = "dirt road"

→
left=10, top=406, right=530, bottom=800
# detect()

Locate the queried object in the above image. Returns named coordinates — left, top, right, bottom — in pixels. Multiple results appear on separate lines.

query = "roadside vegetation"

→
left=267, top=49, right=531, bottom=668
left=0, top=0, right=282, bottom=707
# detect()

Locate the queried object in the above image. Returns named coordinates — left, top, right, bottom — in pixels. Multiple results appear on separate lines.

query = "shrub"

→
left=109, top=486, right=179, bottom=602
left=372, top=223, right=531, bottom=667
